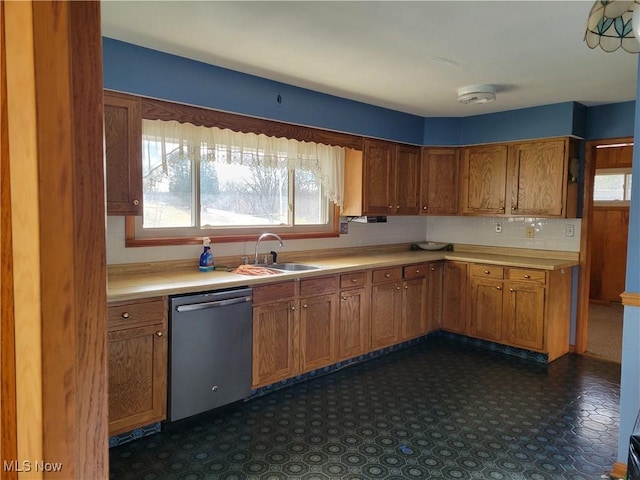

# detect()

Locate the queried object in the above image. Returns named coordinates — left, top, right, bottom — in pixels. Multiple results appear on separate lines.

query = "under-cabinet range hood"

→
left=347, top=216, right=387, bottom=224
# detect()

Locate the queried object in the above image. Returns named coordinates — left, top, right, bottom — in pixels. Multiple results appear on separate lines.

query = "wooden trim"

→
left=139, top=95, right=365, bottom=150
left=5, top=2, right=44, bottom=474
left=125, top=206, right=341, bottom=247
left=32, top=2, right=108, bottom=478
left=0, top=1, right=17, bottom=476
left=621, top=292, right=640, bottom=307
left=576, top=137, right=634, bottom=355
left=610, top=461, right=627, bottom=479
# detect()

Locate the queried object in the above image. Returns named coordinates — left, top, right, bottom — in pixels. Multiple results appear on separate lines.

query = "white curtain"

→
left=142, top=119, right=345, bottom=207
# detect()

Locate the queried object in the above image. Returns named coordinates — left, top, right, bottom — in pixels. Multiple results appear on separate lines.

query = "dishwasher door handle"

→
left=175, top=296, right=252, bottom=313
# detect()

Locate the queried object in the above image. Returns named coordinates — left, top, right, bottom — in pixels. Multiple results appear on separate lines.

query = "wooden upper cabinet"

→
left=508, top=139, right=569, bottom=217
left=461, top=138, right=577, bottom=218
left=104, top=90, right=143, bottom=216
left=395, top=144, right=421, bottom=214
left=343, top=139, right=421, bottom=216
left=461, top=145, right=509, bottom=215
left=363, top=139, right=396, bottom=214
left=420, top=147, right=460, bottom=215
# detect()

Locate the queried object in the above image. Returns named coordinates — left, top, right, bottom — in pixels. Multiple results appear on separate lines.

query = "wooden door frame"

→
left=1, top=1, right=18, bottom=477
left=3, top=2, right=108, bottom=477
left=575, top=136, right=633, bottom=354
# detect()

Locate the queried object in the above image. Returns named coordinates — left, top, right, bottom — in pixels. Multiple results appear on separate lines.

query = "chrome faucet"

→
left=254, top=233, right=284, bottom=264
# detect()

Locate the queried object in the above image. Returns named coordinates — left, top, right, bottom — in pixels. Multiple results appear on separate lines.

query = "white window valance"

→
left=142, top=119, right=345, bottom=207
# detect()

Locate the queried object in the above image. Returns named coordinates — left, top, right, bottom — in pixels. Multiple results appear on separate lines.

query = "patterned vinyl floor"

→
left=109, top=336, right=621, bottom=479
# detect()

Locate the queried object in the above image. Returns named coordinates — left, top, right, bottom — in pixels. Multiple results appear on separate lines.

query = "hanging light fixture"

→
left=457, top=85, right=496, bottom=105
left=585, top=0, right=640, bottom=53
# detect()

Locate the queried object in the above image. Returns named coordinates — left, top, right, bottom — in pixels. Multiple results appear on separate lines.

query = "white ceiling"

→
left=101, top=1, right=639, bottom=118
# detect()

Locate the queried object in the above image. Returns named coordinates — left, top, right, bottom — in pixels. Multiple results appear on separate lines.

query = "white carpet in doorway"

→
left=586, top=303, right=623, bottom=363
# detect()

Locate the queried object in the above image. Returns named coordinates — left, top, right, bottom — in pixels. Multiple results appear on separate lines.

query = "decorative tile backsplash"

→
left=106, top=215, right=580, bottom=265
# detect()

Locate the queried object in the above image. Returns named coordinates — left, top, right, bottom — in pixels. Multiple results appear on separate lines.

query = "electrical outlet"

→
left=566, top=224, right=575, bottom=237
left=525, top=226, right=535, bottom=238
left=339, top=222, right=348, bottom=234
left=495, top=222, right=502, bottom=233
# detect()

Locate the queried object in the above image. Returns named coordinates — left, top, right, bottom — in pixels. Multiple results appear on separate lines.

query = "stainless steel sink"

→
left=256, top=263, right=320, bottom=271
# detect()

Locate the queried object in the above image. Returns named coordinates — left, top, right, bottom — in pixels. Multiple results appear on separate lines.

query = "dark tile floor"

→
left=110, top=336, right=621, bottom=480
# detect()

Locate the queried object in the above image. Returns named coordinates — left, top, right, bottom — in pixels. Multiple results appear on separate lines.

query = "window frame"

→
left=125, top=95, right=363, bottom=247
left=592, top=167, right=633, bottom=207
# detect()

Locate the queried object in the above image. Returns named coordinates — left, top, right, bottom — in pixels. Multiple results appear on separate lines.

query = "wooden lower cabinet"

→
left=299, top=293, right=337, bottom=373
left=108, top=297, right=167, bottom=436
left=370, top=279, right=403, bottom=349
left=468, top=264, right=505, bottom=342
left=370, top=264, right=428, bottom=349
left=252, top=277, right=338, bottom=388
left=401, top=265, right=427, bottom=340
left=252, top=299, right=297, bottom=388
left=465, top=264, right=572, bottom=361
left=427, top=261, right=444, bottom=331
left=503, top=281, right=545, bottom=351
left=337, top=271, right=369, bottom=361
left=442, top=261, right=468, bottom=334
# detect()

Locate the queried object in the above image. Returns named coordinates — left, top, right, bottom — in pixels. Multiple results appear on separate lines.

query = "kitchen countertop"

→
left=108, top=248, right=578, bottom=302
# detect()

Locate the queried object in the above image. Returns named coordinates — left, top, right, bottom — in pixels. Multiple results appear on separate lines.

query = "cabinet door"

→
left=461, top=145, right=508, bottom=215
left=338, top=288, right=369, bottom=361
left=299, top=293, right=337, bottom=373
left=395, top=145, right=421, bottom=215
left=370, top=282, right=402, bottom=349
left=401, top=277, right=427, bottom=340
left=469, top=278, right=503, bottom=342
left=108, top=322, right=167, bottom=435
left=442, top=261, right=468, bottom=334
left=421, top=148, right=460, bottom=215
left=427, top=262, right=444, bottom=331
left=104, top=91, right=142, bottom=216
left=363, top=139, right=396, bottom=214
left=503, top=282, right=545, bottom=351
left=252, top=300, right=297, bottom=388
left=509, top=139, right=567, bottom=216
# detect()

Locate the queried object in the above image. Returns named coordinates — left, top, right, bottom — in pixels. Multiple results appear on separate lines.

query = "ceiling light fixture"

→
left=584, top=0, right=640, bottom=53
left=457, top=84, right=496, bottom=105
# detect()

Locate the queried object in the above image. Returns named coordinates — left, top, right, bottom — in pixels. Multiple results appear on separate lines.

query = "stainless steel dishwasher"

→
left=169, top=287, right=253, bottom=422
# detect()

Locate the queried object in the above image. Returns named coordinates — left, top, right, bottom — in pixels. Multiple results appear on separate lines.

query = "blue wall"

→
left=104, top=38, right=636, bottom=146
left=103, top=38, right=425, bottom=145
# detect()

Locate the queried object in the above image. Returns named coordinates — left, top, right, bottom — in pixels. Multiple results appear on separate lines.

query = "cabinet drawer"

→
left=372, top=267, right=403, bottom=284
left=340, top=271, right=366, bottom=289
left=300, top=275, right=337, bottom=296
left=253, top=281, right=297, bottom=305
left=403, top=264, right=427, bottom=279
left=470, top=264, right=504, bottom=279
left=108, top=297, right=166, bottom=331
left=507, top=268, right=546, bottom=284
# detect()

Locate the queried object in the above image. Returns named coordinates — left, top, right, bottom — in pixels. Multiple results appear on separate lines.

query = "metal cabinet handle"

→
left=423, top=206, right=427, bottom=210
left=484, top=270, right=490, bottom=275
left=509, top=288, right=515, bottom=292
left=404, top=285, right=409, bottom=289
left=430, top=267, right=435, bottom=271
left=132, top=199, right=140, bottom=206
left=384, top=273, right=391, bottom=278
left=524, top=274, right=531, bottom=279
left=496, top=286, right=502, bottom=291
left=396, top=286, right=401, bottom=290
left=121, top=312, right=130, bottom=319
left=415, top=269, right=421, bottom=274
left=290, top=304, right=296, bottom=311
left=156, top=331, right=163, bottom=337
left=351, top=279, right=357, bottom=283
left=341, top=296, right=347, bottom=301
left=302, top=304, right=308, bottom=308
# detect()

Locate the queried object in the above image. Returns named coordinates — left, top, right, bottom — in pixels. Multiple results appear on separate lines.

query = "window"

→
left=593, top=167, right=633, bottom=205
left=135, top=120, right=345, bottom=240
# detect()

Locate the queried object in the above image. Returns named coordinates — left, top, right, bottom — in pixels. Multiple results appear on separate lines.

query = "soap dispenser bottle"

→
left=199, top=237, right=214, bottom=272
